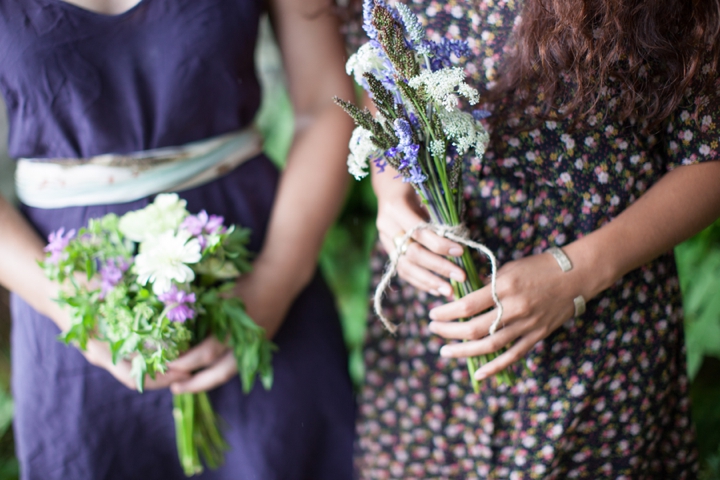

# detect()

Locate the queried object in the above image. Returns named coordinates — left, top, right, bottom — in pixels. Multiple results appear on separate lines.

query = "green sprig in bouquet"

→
left=41, top=193, right=275, bottom=476
left=334, top=0, right=514, bottom=389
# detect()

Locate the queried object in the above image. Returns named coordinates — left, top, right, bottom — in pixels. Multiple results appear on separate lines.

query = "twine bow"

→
left=374, top=222, right=504, bottom=335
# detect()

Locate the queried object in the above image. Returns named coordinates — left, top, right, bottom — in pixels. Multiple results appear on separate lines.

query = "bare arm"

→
left=254, top=0, right=354, bottom=318
left=0, top=195, right=66, bottom=326
left=170, top=0, right=354, bottom=393
left=428, top=160, right=720, bottom=380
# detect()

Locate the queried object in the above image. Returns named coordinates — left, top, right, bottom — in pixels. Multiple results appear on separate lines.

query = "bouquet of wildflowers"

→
left=42, top=193, right=275, bottom=476
left=334, top=0, right=514, bottom=389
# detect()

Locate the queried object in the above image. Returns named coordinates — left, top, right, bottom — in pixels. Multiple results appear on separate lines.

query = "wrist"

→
left=562, top=236, right=620, bottom=301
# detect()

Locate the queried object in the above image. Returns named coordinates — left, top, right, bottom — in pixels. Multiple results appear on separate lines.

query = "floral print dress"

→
left=352, top=0, right=719, bottom=478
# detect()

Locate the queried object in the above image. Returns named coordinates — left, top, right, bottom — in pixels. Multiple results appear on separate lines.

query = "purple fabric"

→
left=0, top=1, right=355, bottom=478
left=0, top=0, right=262, bottom=159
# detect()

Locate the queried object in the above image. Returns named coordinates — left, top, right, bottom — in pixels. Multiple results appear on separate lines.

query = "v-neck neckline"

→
left=47, top=0, right=149, bottom=19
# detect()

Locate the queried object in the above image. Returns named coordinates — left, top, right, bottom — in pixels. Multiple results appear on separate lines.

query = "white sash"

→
left=15, top=128, right=263, bottom=209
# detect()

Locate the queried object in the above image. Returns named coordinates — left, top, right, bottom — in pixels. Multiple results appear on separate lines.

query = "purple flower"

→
left=99, top=257, right=130, bottom=299
left=180, top=211, right=226, bottom=250
left=393, top=118, right=413, bottom=146
left=473, top=109, right=491, bottom=120
left=373, top=157, right=388, bottom=173
left=158, top=285, right=196, bottom=323
left=405, top=164, right=428, bottom=184
left=362, top=0, right=392, bottom=40
left=392, top=119, right=425, bottom=184
left=166, top=304, right=195, bottom=323
left=204, top=214, right=225, bottom=234
left=44, top=228, right=76, bottom=264
left=428, top=39, right=471, bottom=71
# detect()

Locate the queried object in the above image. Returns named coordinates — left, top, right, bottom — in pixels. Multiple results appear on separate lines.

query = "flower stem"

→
left=172, top=392, right=228, bottom=477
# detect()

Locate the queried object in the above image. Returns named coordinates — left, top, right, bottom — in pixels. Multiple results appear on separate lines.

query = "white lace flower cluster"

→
left=408, top=67, right=479, bottom=111
left=437, top=109, right=490, bottom=157
left=348, top=126, right=382, bottom=180
left=346, top=42, right=391, bottom=89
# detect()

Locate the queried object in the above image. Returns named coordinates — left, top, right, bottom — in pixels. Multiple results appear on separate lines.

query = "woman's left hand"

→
left=428, top=250, right=590, bottom=382
left=168, top=257, right=293, bottom=394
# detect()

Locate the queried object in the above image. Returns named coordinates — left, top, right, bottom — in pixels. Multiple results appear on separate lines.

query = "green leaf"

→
left=130, top=355, right=147, bottom=393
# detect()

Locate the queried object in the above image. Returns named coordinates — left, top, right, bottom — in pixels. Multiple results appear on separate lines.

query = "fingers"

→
left=404, top=241, right=466, bottom=282
left=142, top=368, right=192, bottom=391
left=377, top=199, right=465, bottom=258
left=168, top=337, right=228, bottom=372
left=170, top=351, right=238, bottom=394
left=396, top=256, right=453, bottom=297
left=428, top=286, right=495, bottom=322
left=410, top=227, right=464, bottom=258
left=437, top=317, right=529, bottom=358
left=473, top=330, right=544, bottom=381
left=428, top=308, right=497, bottom=340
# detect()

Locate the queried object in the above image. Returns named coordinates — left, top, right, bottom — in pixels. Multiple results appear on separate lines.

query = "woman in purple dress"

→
left=0, top=0, right=356, bottom=478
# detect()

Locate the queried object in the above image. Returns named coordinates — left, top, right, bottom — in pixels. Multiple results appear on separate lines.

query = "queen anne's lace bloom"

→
left=438, top=108, right=490, bottom=156
left=348, top=126, right=382, bottom=180
left=135, top=230, right=202, bottom=294
left=408, top=67, right=480, bottom=111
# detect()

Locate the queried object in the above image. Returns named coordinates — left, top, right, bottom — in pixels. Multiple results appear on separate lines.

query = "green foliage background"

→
left=0, top=18, right=718, bottom=478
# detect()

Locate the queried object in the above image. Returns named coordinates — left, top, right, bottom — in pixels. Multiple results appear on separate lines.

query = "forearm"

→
left=564, top=161, right=720, bottom=300
left=257, top=103, right=353, bottom=296
left=0, top=195, right=67, bottom=328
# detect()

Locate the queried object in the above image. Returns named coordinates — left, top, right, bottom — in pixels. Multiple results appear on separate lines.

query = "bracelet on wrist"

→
left=546, top=246, right=586, bottom=317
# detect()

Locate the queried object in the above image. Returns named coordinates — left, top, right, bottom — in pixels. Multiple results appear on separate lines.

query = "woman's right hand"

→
left=375, top=176, right=468, bottom=298
left=81, top=338, right=190, bottom=391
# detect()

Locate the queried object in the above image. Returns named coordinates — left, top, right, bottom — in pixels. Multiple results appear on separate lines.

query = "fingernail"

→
left=429, top=289, right=440, bottom=297
left=429, top=309, right=438, bottom=320
left=450, top=271, right=465, bottom=282
left=474, top=369, right=488, bottom=381
left=427, top=322, right=437, bottom=333
left=439, top=346, right=450, bottom=357
left=439, top=285, right=452, bottom=297
left=449, top=247, right=463, bottom=256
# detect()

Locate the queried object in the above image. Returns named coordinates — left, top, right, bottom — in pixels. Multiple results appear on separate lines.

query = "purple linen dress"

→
left=0, top=0, right=355, bottom=478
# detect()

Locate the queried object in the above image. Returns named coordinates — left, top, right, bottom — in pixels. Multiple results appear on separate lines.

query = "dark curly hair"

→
left=489, top=0, right=720, bottom=129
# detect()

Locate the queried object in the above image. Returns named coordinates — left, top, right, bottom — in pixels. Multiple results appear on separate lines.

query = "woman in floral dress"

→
left=351, top=0, right=720, bottom=478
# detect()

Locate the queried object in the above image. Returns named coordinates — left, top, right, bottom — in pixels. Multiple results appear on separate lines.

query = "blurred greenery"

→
left=677, top=219, right=720, bottom=478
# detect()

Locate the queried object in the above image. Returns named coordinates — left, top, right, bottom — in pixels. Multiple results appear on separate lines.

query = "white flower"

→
left=118, top=193, right=189, bottom=242
left=346, top=42, right=388, bottom=87
left=408, top=67, right=479, bottom=111
left=347, top=126, right=381, bottom=180
left=134, top=230, right=202, bottom=294
left=429, top=139, right=446, bottom=159
left=437, top=108, right=489, bottom=157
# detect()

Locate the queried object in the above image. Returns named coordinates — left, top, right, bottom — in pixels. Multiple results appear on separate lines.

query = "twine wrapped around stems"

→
left=374, top=222, right=504, bottom=335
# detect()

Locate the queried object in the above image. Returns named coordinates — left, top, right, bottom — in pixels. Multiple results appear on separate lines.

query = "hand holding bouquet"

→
left=335, top=0, right=514, bottom=389
left=41, top=193, right=275, bottom=476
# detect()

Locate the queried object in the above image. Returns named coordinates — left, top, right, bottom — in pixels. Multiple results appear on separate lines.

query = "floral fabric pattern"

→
left=352, top=0, right=719, bottom=478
